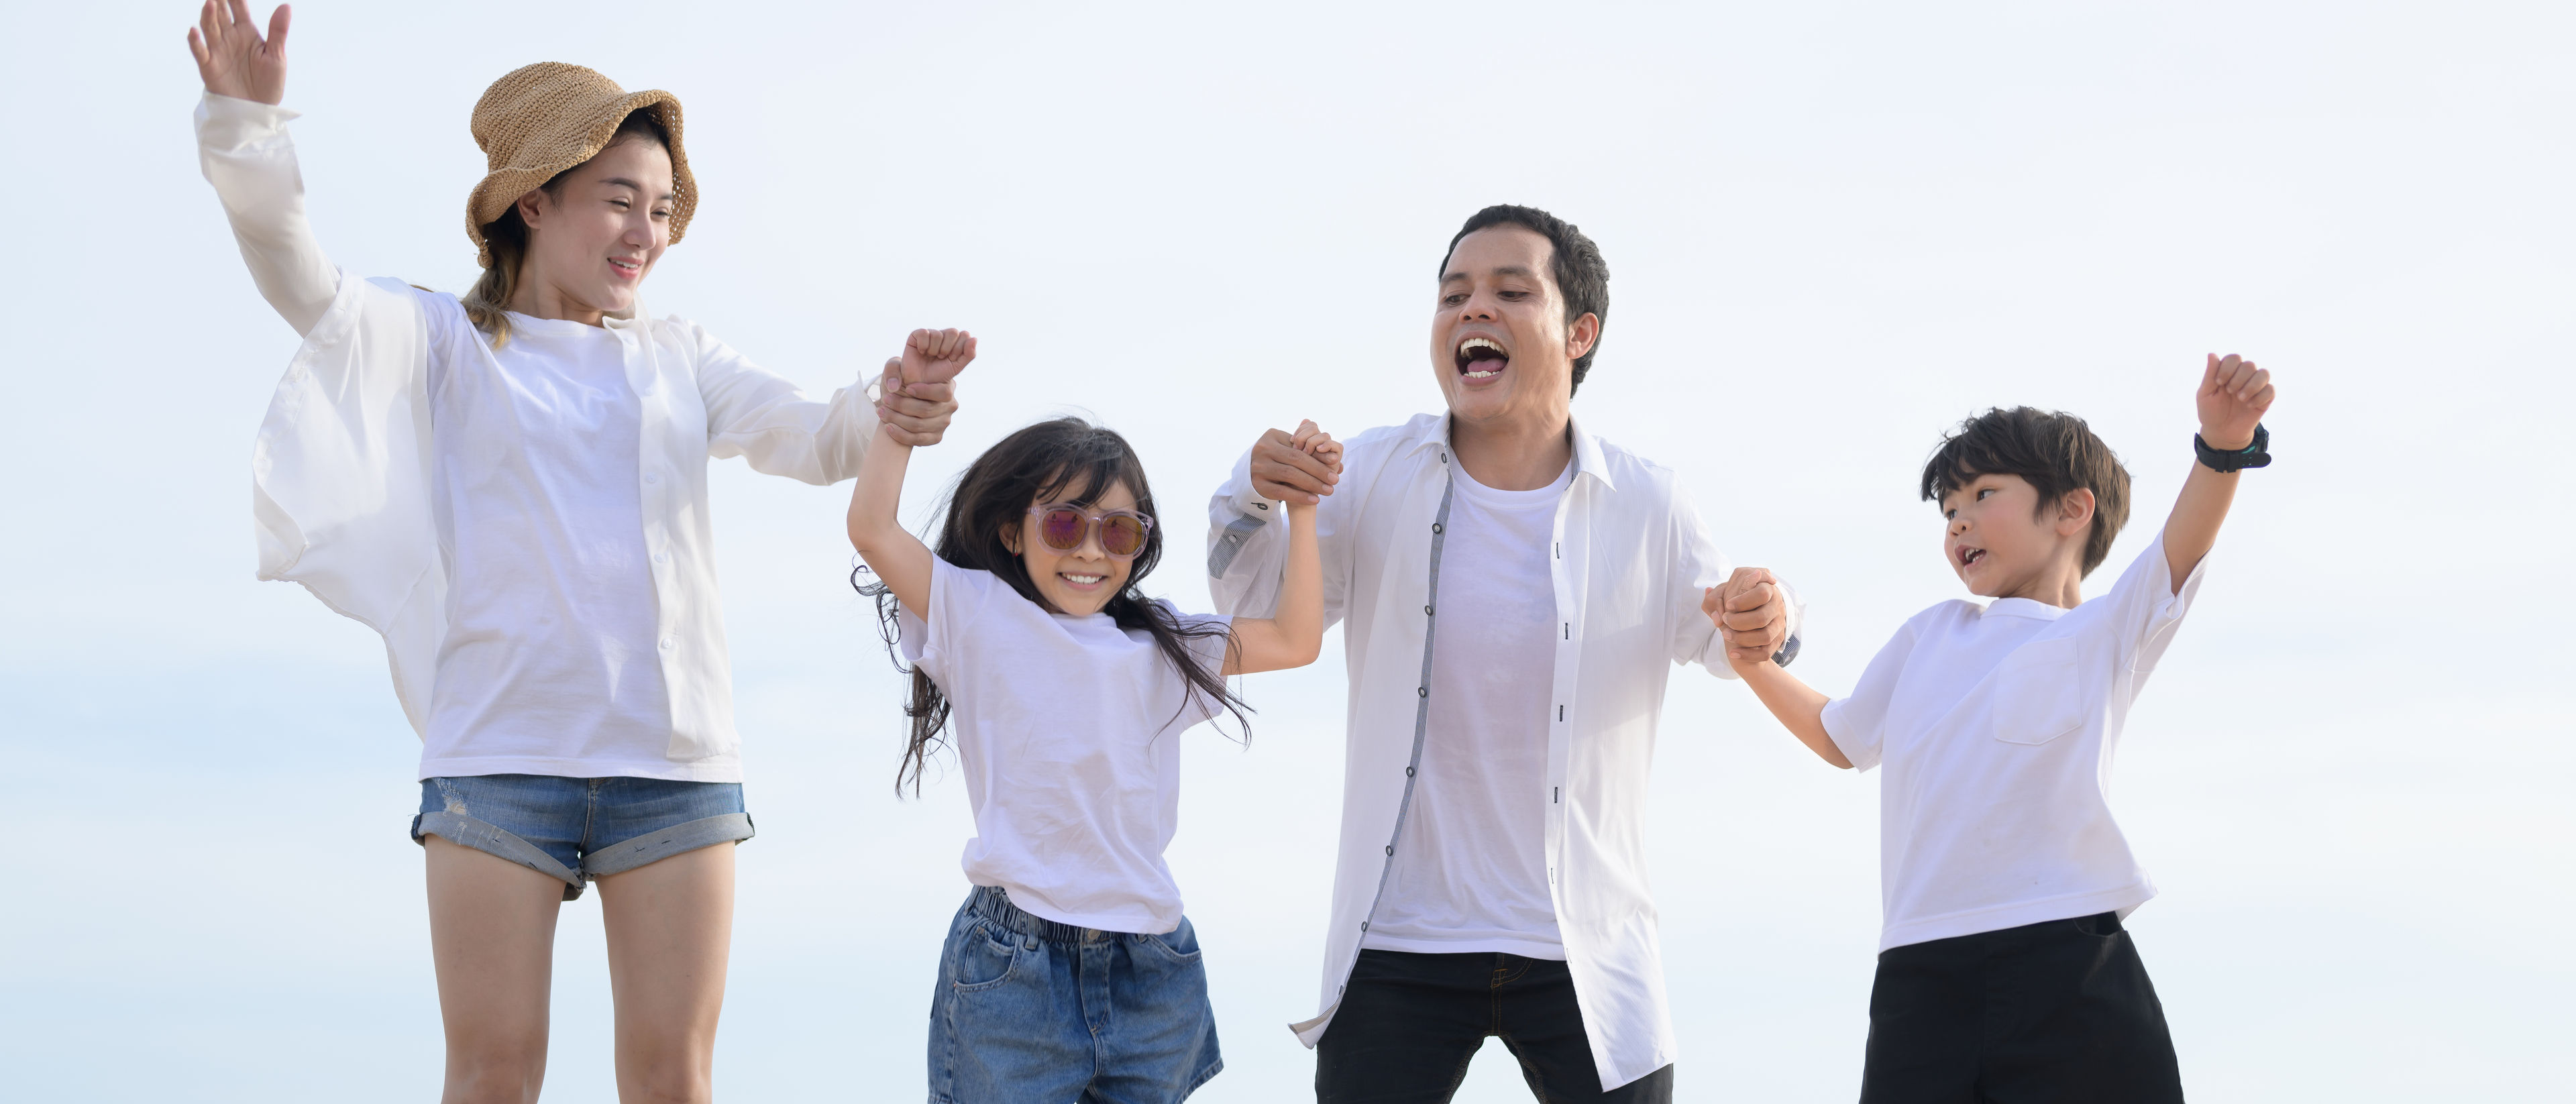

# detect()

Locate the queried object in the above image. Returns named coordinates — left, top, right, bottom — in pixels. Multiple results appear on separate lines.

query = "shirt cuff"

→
left=196, top=92, right=299, bottom=150
left=1225, top=449, right=1279, bottom=524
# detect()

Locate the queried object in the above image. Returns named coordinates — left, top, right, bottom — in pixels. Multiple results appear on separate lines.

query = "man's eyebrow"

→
left=1439, top=264, right=1542, bottom=283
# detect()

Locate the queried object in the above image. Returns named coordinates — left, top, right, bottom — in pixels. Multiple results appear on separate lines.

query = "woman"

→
left=184, top=4, right=962, bottom=1101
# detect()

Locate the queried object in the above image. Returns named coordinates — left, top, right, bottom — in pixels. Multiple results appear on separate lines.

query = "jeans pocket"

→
left=952, top=923, right=1026, bottom=992
left=1140, top=921, right=1205, bottom=964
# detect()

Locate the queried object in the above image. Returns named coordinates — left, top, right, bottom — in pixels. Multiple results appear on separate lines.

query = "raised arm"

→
left=2162, top=353, right=2275, bottom=591
left=1207, top=423, right=1349, bottom=622
left=1224, top=423, right=1340, bottom=675
left=842, top=329, right=977, bottom=617
left=189, top=1, right=338, bottom=335
left=700, top=326, right=965, bottom=485
left=1709, top=573, right=1851, bottom=767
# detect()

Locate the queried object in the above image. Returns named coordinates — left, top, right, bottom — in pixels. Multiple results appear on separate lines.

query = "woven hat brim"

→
left=465, top=88, right=697, bottom=268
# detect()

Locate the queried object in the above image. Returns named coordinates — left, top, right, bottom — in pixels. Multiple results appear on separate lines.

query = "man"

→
left=1207, top=205, right=1799, bottom=1102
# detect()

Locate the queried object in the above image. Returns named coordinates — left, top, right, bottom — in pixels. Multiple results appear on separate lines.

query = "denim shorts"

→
left=411, top=774, right=754, bottom=901
left=930, top=885, right=1222, bottom=1103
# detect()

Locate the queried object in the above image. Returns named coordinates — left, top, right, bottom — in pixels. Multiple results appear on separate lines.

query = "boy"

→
left=1715, top=355, right=2276, bottom=1101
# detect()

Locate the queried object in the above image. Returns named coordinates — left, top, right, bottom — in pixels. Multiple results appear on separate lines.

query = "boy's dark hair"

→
left=1920, top=406, right=2133, bottom=577
left=855, top=417, right=1248, bottom=795
left=1440, top=205, right=1611, bottom=395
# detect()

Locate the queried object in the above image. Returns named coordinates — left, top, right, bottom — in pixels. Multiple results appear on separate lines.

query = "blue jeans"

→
left=929, top=885, right=1222, bottom=1103
left=411, top=774, right=753, bottom=901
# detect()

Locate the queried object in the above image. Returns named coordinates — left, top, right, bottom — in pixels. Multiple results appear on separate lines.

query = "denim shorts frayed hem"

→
left=409, top=774, right=753, bottom=901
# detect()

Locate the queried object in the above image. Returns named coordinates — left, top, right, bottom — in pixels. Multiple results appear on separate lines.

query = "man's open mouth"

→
left=1454, top=335, right=1509, bottom=380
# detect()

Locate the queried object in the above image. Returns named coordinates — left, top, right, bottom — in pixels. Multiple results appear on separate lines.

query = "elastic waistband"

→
left=969, top=885, right=1130, bottom=945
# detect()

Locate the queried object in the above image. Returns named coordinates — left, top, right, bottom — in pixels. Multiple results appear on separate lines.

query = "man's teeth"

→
left=1459, top=337, right=1503, bottom=356
left=1465, top=369, right=1500, bottom=378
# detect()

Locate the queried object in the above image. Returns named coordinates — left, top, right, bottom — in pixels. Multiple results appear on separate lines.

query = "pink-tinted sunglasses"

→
left=1026, top=504, right=1155, bottom=559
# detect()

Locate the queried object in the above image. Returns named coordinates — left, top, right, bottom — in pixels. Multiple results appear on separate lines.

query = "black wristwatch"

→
left=2194, top=423, right=2271, bottom=473
left=1772, top=633, right=1801, bottom=668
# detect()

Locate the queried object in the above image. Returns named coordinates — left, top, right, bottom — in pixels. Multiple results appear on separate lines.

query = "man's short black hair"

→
left=1921, top=406, right=2134, bottom=577
left=1440, top=205, right=1611, bottom=395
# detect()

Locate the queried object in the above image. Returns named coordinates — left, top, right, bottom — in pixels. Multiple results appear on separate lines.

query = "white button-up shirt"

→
left=200, top=95, right=877, bottom=769
left=1207, top=412, right=1800, bottom=1089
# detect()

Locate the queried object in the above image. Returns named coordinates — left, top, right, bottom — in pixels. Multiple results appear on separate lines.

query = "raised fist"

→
left=2196, top=353, right=2275, bottom=451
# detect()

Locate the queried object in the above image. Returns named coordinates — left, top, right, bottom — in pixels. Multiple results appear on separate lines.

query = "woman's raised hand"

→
left=187, top=1, right=290, bottom=105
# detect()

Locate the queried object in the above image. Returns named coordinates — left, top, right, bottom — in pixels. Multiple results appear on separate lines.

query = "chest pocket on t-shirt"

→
left=1991, top=636, right=2086, bottom=746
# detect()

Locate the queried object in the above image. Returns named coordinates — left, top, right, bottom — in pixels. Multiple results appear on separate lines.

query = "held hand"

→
left=2197, top=353, right=2275, bottom=451
left=874, top=354, right=961, bottom=447
left=187, top=0, right=290, bottom=105
left=1289, top=420, right=1346, bottom=474
left=1280, top=422, right=1345, bottom=517
left=1705, top=566, right=1789, bottom=664
left=900, top=327, right=977, bottom=386
left=1250, top=424, right=1340, bottom=505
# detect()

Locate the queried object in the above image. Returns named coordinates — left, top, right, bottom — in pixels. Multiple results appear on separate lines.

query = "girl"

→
left=845, top=335, right=1340, bottom=1103
left=184, top=5, right=961, bottom=1100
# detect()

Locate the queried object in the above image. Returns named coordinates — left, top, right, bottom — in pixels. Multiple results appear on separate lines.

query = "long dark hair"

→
left=855, top=417, right=1249, bottom=795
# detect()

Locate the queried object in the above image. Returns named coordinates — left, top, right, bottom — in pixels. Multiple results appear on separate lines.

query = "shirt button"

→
left=644, top=472, right=660, bottom=485
left=1423, top=605, right=1434, bottom=616
left=659, top=638, right=675, bottom=650
left=653, top=551, right=669, bottom=565
left=1417, top=686, right=1428, bottom=698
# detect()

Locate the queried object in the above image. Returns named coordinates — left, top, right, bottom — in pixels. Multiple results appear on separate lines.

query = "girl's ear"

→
left=1000, top=518, right=1023, bottom=555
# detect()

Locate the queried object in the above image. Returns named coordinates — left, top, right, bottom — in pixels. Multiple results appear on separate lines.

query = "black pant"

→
left=1862, top=912, right=2184, bottom=1103
left=1314, top=950, right=1674, bottom=1103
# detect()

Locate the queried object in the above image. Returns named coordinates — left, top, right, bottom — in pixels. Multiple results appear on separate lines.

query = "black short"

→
left=1862, top=912, right=2184, bottom=1103
left=1315, top=950, right=1673, bottom=1103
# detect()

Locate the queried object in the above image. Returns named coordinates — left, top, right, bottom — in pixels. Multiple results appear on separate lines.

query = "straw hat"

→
left=465, top=62, right=698, bottom=268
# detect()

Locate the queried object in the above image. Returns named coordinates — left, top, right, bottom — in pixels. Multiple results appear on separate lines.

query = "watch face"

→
left=1772, top=634, right=1802, bottom=667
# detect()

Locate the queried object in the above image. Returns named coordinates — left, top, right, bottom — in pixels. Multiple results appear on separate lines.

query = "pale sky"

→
left=3, top=2, right=2569, bottom=1101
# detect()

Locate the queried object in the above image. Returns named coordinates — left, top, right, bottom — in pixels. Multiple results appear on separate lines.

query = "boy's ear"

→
left=2054, top=488, right=2098, bottom=536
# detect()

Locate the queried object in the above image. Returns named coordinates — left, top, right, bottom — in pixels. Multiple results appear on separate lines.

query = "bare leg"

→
left=425, top=836, right=566, bottom=1104
left=597, top=842, right=736, bottom=1104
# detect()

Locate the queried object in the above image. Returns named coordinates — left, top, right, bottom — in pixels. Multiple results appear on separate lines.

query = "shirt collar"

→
left=1407, top=408, right=1617, bottom=492
left=1983, top=596, right=2070, bottom=620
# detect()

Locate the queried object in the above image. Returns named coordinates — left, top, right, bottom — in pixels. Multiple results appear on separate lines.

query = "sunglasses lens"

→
left=1102, top=514, right=1147, bottom=557
left=1040, top=509, right=1085, bottom=551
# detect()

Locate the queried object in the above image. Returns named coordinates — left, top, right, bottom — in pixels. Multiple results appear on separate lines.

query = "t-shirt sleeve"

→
left=2091, top=530, right=2207, bottom=676
left=896, top=559, right=1006, bottom=689
left=1819, top=611, right=1931, bottom=773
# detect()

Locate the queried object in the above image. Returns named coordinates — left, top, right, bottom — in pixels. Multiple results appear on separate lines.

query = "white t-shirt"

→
left=1823, top=533, right=2206, bottom=951
left=899, top=559, right=1234, bottom=934
left=420, top=307, right=674, bottom=779
left=1362, top=459, right=1572, bottom=959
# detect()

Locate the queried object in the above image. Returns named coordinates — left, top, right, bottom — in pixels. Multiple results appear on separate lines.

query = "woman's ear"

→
left=513, top=188, right=547, bottom=232
left=2055, top=488, right=2098, bottom=536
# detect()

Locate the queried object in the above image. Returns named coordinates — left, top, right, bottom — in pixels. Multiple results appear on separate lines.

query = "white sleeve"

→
left=1818, top=614, right=1927, bottom=773
left=195, top=93, right=339, bottom=336
left=1206, top=446, right=1289, bottom=617
left=2097, top=531, right=2206, bottom=677
left=897, top=559, right=1005, bottom=689
left=690, top=321, right=878, bottom=485
left=1204, top=447, right=1350, bottom=628
left=1666, top=481, right=1807, bottom=677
